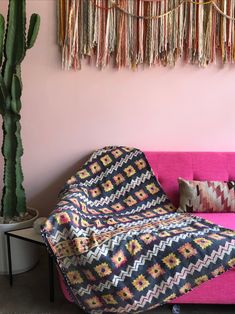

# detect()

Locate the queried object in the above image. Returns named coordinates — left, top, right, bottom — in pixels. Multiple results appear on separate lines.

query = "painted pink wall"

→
left=1, top=0, right=235, bottom=215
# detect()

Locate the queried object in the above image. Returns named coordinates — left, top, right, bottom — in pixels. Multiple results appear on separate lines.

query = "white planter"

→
left=0, top=208, right=40, bottom=275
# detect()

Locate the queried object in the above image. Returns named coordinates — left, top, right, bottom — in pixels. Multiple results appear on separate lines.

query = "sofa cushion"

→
left=145, top=152, right=235, bottom=207
left=178, top=178, right=235, bottom=213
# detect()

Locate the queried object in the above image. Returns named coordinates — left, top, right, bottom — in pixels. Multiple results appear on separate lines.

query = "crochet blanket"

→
left=42, top=146, right=235, bottom=314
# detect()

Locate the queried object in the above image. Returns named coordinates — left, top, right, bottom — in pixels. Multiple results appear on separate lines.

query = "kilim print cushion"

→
left=178, top=178, right=235, bottom=213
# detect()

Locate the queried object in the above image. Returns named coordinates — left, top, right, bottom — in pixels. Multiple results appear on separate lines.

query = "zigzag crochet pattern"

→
left=42, top=146, right=235, bottom=313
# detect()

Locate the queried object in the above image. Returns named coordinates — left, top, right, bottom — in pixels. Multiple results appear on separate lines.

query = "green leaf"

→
left=27, top=14, right=40, bottom=49
left=0, top=14, right=5, bottom=66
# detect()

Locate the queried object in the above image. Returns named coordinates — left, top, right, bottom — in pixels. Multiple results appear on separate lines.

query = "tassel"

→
left=137, top=1, right=144, bottom=65
left=232, top=1, right=235, bottom=62
left=58, top=0, right=235, bottom=70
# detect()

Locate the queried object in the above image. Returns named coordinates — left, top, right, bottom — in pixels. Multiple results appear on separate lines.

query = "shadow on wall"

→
left=28, top=153, right=91, bottom=217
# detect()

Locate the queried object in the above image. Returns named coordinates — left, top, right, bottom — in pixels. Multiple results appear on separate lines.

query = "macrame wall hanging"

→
left=58, top=0, right=235, bottom=70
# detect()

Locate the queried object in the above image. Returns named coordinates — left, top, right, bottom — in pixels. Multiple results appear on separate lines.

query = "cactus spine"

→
left=0, top=0, right=40, bottom=218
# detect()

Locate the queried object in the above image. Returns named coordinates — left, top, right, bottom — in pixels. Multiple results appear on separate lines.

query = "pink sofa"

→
left=146, top=152, right=235, bottom=307
left=59, top=152, right=235, bottom=310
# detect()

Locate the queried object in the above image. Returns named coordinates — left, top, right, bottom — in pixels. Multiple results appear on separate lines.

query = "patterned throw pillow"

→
left=178, top=178, right=235, bottom=213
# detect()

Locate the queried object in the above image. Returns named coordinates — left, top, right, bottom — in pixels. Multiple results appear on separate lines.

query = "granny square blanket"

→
left=42, top=146, right=235, bottom=314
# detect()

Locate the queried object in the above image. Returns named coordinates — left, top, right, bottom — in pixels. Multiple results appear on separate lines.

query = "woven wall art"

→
left=58, top=0, right=235, bottom=70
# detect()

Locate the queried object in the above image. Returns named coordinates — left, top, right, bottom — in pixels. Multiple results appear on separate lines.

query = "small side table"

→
left=5, top=227, right=54, bottom=302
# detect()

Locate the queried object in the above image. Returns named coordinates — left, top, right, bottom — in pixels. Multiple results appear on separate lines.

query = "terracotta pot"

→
left=0, top=208, right=40, bottom=275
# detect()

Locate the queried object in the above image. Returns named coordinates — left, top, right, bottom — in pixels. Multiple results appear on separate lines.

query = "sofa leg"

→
left=172, top=304, right=181, bottom=314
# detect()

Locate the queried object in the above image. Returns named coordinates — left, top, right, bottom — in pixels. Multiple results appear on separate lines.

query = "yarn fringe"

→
left=58, top=0, right=235, bottom=70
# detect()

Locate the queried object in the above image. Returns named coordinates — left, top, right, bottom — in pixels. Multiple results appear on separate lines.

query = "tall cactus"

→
left=0, top=0, right=40, bottom=218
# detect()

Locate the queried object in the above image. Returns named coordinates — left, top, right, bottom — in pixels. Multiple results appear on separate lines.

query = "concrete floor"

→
left=0, top=249, right=234, bottom=314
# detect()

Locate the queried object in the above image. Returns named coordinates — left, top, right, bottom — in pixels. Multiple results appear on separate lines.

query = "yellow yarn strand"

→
left=213, top=1, right=235, bottom=21
left=90, top=0, right=235, bottom=22
left=116, top=1, right=184, bottom=20
left=189, top=0, right=212, bottom=4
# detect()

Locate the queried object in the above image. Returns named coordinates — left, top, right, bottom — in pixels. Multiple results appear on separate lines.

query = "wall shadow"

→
left=28, top=153, right=90, bottom=216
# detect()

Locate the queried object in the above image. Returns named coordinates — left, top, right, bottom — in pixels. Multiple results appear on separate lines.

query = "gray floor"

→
left=0, top=249, right=234, bottom=314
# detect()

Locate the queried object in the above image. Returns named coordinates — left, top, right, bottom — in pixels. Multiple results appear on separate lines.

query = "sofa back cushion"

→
left=145, top=152, right=235, bottom=207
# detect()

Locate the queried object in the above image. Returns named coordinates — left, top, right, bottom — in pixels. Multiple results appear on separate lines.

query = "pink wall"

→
left=1, top=0, right=235, bottom=215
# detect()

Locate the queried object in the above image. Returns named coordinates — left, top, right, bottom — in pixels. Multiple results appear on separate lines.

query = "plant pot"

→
left=0, top=208, right=40, bottom=275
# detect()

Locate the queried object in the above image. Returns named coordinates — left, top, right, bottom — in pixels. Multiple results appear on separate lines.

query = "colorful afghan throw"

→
left=42, top=146, right=235, bottom=313
left=58, top=0, right=235, bottom=70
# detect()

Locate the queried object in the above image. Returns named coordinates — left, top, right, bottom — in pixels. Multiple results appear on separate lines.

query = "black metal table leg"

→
left=6, top=233, right=13, bottom=287
left=48, top=254, right=54, bottom=302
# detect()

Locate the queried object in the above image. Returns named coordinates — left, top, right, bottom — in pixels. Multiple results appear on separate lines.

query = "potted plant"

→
left=0, top=0, right=40, bottom=274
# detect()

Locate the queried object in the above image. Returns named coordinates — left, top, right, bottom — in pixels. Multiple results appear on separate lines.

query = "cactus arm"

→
left=0, top=14, right=5, bottom=66
left=5, top=0, right=26, bottom=64
left=1, top=112, right=17, bottom=218
left=15, top=116, right=26, bottom=216
left=11, top=74, right=22, bottom=114
left=0, top=74, right=8, bottom=115
left=11, top=74, right=22, bottom=100
left=4, top=0, right=26, bottom=90
left=27, top=14, right=40, bottom=49
left=11, top=74, right=25, bottom=215
left=0, top=14, right=6, bottom=116
left=1, top=80, right=24, bottom=217
left=1, top=110, right=25, bottom=218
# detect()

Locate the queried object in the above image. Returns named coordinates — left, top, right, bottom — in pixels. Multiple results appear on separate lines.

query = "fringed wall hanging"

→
left=57, top=0, right=235, bottom=70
